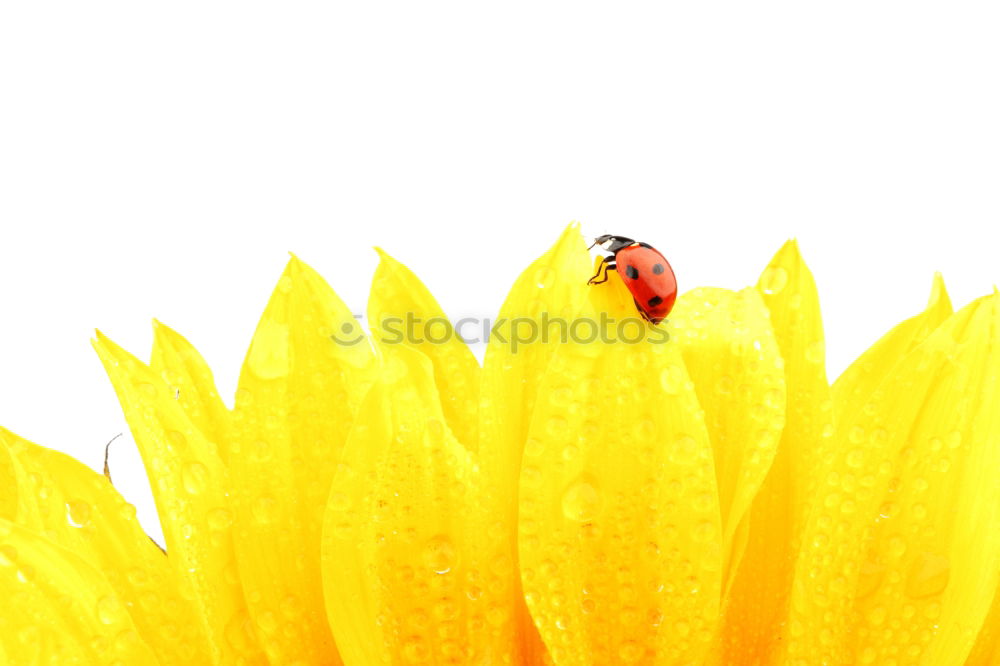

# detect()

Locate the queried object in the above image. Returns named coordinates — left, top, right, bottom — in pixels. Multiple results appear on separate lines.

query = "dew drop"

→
left=534, top=265, right=554, bottom=289
left=846, top=449, right=865, bottom=469
left=256, top=610, right=277, bottom=633
left=887, top=535, right=907, bottom=559
left=224, top=611, right=256, bottom=655
left=66, top=500, right=92, bottom=528
left=423, top=535, right=457, bottom=574
left=669, top=435, right=699, bottom=465
left=906, top=552, right=950, bottom=599
left=207, top=508, right=234, bottom=531
left=402, top=637, right=429, bottom=662
left=561, top=478, right=602, bottom=522
left=181, top=462, right=208, bottom=495
left=96, top=595, right=123, bottom=625
left=659, top=365, right=684, bottom=395
left=246, top=319, right=290, bottom=379
left=760, top=266, right=789, bottom=295
left=523, top=438, right=545, bottom=457
left=692, top=520, right=716, bottom=543
left=546, top=417, right=568, bottom=438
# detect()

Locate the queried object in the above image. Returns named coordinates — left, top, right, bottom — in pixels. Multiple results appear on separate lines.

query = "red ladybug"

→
left=588, top=234, right=677, bottom=324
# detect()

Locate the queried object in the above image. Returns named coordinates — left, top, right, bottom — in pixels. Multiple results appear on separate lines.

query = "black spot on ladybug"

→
left=648, top=295, right=663, bottom=307
left=625, top=265, right=639, bottom=279
left=652, top=263, right=665, bottom=275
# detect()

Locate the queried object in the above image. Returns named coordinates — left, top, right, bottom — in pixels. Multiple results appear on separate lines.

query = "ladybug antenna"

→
left=589, top=234, right=613, bottom=250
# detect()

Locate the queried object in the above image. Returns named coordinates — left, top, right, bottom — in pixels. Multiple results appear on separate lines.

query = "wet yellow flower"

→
left=1, top=223, right=999, bottom=665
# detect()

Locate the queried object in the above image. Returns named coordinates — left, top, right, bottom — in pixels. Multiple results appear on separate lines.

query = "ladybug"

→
left=588, top=234, right=677, bottom=324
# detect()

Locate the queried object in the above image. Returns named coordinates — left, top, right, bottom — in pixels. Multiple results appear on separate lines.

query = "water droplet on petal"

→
left=181, top=462, right=208, bottom=495
left=659, top=365, right=684, bottom=394
left=66, top=500, right=92, bottom=528
left=207, top=508, right=233, bottom=531
left=96, top=595, right=123, bottom=625
left=247, top=319, right=290, bottom=379
left=669, top=435, right=699, bottom=465
left=561, top=478, right=601, bottom=522
left=760, top=266, right=789, bottom=294
left=906, top=552, right=950, bottom=598
left=424, top=535, right=457, bottom=574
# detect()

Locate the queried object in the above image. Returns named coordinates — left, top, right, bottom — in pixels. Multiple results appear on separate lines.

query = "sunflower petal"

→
left=368, top=248, right=480, bottom=450
left=228, top=256, right=375, bottom=664
left=0, top=518, right=160, bottom=665
left=322, top=343, right=518, bottom=664
left=671, top=287, right=785, bottom=589
left=785, top=293, right=1000, bottom=665
left=519, top=267, right=722, bottom=665
left=94, top=332, right=266, bottom=665
left=478, top=223, right=592, bottom=663
left=149, top=320, right=231, bottom=461
left=717, top=240, right=833, bottom=663
left=967, top=588, right=1000, bottom=664
left=481, top=222, right=592, bottom=472
left=0, top=427, right=214, bottom=664
left=833, top=272, right=953, bottom=416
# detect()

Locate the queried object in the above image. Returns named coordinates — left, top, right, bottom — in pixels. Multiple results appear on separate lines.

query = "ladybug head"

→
left=589, top=234, right=635, bottom=253
left=589, top=234, right=615, bottom=250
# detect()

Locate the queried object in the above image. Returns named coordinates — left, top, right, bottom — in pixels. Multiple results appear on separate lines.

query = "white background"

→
left=1, top=2, right=998, bottom=543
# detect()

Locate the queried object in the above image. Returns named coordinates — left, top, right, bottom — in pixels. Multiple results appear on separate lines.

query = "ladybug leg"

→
left=587, top=258, right=616, bottom=285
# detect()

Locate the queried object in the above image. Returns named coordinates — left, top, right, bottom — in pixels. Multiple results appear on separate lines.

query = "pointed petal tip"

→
left=927, top=272, right=952, bottom=310
left=780, top=237, right=801, bottom=255
left=283, top=253, right=307, bottom=274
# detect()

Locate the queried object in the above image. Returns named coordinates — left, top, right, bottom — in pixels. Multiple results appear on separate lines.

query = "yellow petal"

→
left=149, top=320, right=231, bottom=462
left=967, top=588, right=1000, bottom=664
left=479, top=223, right=591, bottom=663
left=229, top=256, right=375, bottom=664
left=322, top=343, right=518, bottom=664
left=0, top=428, right=214, bottom=664
left=94, top=333, right=266, bottom=666
left=368, top=248, right=480, bottom=451
left=833, top=272, right=953, bottom=417
left=0, top=441, right=16, bottom=524
left=481, top=222, right=592, bottom=470
left=785, top=293, right=1000, bottom=665
left=671, top=287, right=785, bottom=589
left=717, top=239, right=833, bottom=664
left=0, top=518, right=160, bottom=665
left=518, top=265, right=722, bottom=665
